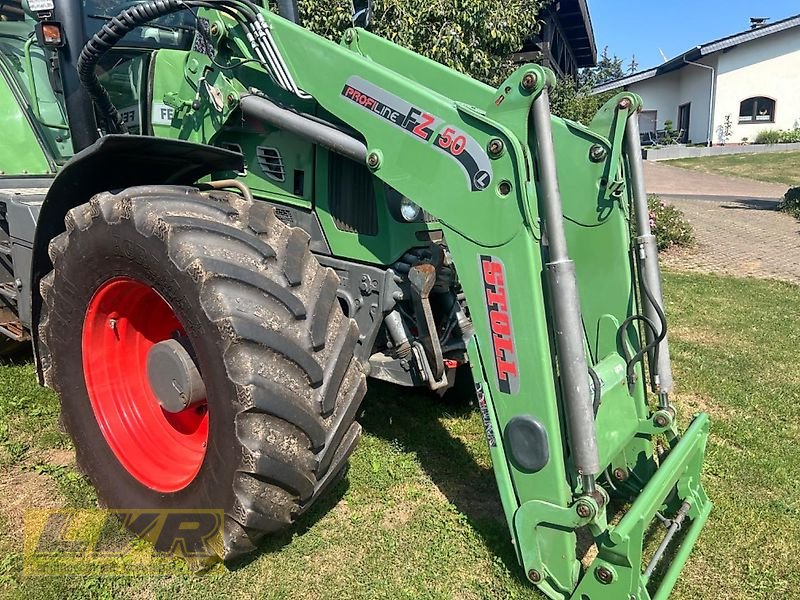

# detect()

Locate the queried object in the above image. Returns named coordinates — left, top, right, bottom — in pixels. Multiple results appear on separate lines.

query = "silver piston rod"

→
left=624, top=114, right=675, bottom=398
left=532, top=86, right=600, bottom=488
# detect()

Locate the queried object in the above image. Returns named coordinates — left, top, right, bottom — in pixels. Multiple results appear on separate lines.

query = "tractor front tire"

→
left=39, top=186, right=366, bottom=560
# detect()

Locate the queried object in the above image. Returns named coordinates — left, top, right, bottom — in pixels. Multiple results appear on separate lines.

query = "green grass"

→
left=665, top=151, right=800, bottom=187
left=1, top=271, right=799, bottom=599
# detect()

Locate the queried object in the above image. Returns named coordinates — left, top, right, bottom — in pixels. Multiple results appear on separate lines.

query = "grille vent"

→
left=256, top=146, right=286, bottom=182
left=328, top=152, right=378, bottom=235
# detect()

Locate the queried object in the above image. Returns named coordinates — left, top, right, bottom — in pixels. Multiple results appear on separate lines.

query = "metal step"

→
left=0, top=319, right=27, bottom=342
left=0, top=281, right=17, bottom=303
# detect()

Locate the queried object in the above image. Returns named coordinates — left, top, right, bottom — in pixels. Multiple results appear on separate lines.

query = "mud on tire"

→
left=38, top=185, right=367, bottom=560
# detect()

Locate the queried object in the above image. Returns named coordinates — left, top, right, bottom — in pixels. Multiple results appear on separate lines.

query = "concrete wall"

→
left=713, top=27, right=800, bottom=144
left=625, top=70, right=680, bottom=133
left=644, top=141, right=800, bottom=161
left=628, top=55, right=717, bottom=145
left=677, top=56, right=717, bottom=144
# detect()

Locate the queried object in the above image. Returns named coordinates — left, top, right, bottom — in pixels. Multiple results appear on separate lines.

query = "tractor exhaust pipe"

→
left=532, top=86, right=600, bottom=490
left=624, top=114, right=675, bottom=400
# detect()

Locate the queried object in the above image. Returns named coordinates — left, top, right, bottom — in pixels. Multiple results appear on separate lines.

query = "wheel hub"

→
left=82, top=277, right=209, bottom=492
left=147, top=339, right=207, bottom=413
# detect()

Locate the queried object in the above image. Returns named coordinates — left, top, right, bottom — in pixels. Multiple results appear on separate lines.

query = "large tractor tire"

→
left=39, top=186, right=366, bottom=560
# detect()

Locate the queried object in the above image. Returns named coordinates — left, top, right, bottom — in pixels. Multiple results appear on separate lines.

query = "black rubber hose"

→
left=77, top=0, right=185, bottom=133
left=616, top=275, right=668, bottom=392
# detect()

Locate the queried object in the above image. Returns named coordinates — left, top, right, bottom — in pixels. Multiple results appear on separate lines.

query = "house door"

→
left=678, top=103, right=691, bottom=143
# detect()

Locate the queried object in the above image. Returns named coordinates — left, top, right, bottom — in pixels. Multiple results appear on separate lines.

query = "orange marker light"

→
left=41, top=22, right=62, bottom=46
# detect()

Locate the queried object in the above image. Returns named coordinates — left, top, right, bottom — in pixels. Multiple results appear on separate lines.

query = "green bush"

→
left=647, top=196, right=695, bottom=251
left=755, top=130, right=782, bottom=144
left=780, top=129, right=800, bottom=143
left=779, top=187, right=800, bottom=220
left=754, top=128, right=800, bottom=144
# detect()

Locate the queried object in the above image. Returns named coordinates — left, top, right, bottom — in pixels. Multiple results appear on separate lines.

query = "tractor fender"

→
left=31, top=134, right=243, bottom=378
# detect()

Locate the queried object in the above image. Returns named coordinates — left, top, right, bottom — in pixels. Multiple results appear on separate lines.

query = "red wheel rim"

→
left=82, top=277, right=209, bottom=492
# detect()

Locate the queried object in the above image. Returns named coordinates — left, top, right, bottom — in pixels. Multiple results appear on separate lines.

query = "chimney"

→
left=750, top=17, right=769, bottom=29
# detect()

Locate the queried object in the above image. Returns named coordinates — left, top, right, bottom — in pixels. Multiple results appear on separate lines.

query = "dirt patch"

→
left=670, top=325, right=730, bottom=348
left=41, top=448, right=76, bottom=467
left=675, top=391, right=734, bottom=421
left=380, top=502, right=417, bottom=530
left=577, top=526, right=598, bottom=569
left=0, top=466, right=64, bottom=544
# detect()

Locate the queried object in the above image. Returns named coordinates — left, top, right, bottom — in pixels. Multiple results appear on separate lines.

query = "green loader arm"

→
left=150, top=11, right=711, bottom=600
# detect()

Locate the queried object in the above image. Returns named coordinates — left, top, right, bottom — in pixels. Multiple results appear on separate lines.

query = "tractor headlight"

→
left=399, top=197, right=422, bottom=222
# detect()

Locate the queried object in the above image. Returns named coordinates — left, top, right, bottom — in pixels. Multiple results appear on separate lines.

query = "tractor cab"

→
left=0, top=0, right=200, bottom=170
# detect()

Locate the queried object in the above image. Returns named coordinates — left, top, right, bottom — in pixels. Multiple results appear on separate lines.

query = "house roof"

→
left=555, top=0, right=597, bottom=67
left=592, top=13, right=800, bottom=93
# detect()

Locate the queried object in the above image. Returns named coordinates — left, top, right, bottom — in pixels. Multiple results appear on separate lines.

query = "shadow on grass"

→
left=230, top=380, right=526, bottom=585
left=0, top=341, right=33, bottom=365
left=356, top=380, right=527, bottom=585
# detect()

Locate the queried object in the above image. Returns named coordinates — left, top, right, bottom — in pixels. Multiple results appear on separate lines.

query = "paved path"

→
left=643, top=162, right=800, bottom=284
left=643, top=161, right=788, bottom=199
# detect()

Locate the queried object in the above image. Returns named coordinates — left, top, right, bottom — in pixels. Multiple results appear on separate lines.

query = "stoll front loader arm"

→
left=187, top=15, right=710, bottom=599
left=28, top=1, right=709, bottom=597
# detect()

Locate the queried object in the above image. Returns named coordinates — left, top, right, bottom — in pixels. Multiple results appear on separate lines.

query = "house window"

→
left=739, top=97, right=775, bottom=123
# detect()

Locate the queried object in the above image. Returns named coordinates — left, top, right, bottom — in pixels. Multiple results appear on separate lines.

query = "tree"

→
left=297, top=0, right=546, bottom=85
left=293, top=2, right=625, bottom=124
left=549, top=47, right=630, bottom=124
left=578, top=46, right=625, bottom=89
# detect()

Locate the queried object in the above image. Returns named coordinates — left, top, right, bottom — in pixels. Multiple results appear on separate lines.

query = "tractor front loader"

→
left=0, top=0, right=711, bottom=597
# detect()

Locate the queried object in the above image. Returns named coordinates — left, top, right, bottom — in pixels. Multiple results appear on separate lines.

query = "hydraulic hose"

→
left=77, top=0, right=186, bottom=133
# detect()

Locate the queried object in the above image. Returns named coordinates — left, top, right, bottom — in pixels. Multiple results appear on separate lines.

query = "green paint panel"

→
left=0, top=68, right=50, bottom=176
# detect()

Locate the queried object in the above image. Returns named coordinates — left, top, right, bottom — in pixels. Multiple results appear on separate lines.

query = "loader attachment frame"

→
left=20, top=1, right=711, bottom=596
left=212, top=22, right=710, bottom=597
left=185, top=18, right=710, bottom=597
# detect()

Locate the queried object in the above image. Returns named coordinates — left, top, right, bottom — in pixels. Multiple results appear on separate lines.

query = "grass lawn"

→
left=665, top=150, right=800, bottom=187
left=1, top=271, right=799, bottom=599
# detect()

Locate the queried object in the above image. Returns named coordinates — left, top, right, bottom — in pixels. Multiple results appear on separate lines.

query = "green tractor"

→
left=0, top=0, right=711, bottom=597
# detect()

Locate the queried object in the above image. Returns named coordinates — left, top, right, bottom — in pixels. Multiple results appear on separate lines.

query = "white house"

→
left=593, top=15, right=800, bottom=146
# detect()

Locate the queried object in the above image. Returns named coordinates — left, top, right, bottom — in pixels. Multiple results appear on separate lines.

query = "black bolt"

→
left=487, top=138, right=504, bottom=157
left=498, top=181, right=512, bottom=196
left=589, top=144, right=607, bottom=162
left=596, top=566, right=614, bottom=584
left=613, top=468, right=628, bottom=481
left=528, top=569, right=541, bottom=583
left=576, top=503, right=592, bottom=518
left=521, top=71, right=537, bottom=90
